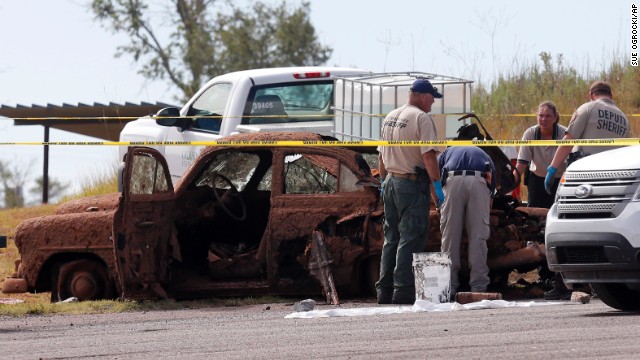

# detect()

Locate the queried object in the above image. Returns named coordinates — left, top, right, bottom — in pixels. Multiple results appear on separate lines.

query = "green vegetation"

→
left=472, top=52, right=640, bottom=141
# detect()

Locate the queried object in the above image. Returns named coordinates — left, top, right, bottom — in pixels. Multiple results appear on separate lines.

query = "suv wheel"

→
left=591, top=283, right=640, bottom=311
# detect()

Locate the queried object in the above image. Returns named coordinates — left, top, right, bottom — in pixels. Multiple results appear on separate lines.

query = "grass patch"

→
left=63, top=162, right=119, bottom=201
left=0, top=295, right=290, bottom=317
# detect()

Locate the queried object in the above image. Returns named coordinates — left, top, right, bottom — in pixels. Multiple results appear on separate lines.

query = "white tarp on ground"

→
left=284, top=299, right=576, bottom=319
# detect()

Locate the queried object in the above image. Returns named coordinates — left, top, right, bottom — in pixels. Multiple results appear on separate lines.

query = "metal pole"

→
left=43, top=125, right=49, bottom=204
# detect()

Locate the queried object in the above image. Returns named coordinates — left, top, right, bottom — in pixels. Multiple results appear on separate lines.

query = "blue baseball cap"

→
left=410, top=78, right=443, bottom=98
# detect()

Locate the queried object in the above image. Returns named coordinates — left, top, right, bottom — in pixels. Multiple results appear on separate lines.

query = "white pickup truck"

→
left=119, top=66, right=371, bottom=180
left=120, top=68, right=475, bottom=180
left=545, top=145, right=640, bottom=310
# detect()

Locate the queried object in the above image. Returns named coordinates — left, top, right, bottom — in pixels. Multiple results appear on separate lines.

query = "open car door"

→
left=113, top=147, right=175, bottom=300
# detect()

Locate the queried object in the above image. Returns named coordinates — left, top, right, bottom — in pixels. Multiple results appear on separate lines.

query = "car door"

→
left=267, top=148, right=376, bottom=284
left=113, top=147, right=175, bottom=300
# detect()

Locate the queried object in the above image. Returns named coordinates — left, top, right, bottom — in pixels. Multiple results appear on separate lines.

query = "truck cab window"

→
left=243, top=81, right=334, bottom=125
left=188, top=83, right=232, bottom=133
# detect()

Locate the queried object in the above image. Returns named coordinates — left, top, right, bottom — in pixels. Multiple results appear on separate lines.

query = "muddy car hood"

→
left=55, top=193, right=120, bottom=215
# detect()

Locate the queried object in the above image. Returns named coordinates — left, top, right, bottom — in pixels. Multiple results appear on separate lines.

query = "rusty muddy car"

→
left=5, top=131, right=551, bottom=303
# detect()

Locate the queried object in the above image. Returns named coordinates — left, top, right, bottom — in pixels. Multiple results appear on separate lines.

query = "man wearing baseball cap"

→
left=376, top=78, right=444, bottom=304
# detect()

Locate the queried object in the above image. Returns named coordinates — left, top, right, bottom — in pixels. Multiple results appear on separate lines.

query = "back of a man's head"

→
left=589, top=81, right=612, bottom=97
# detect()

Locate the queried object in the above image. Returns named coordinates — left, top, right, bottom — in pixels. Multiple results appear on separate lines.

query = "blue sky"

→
left=0, top=0, right=635, bottom=201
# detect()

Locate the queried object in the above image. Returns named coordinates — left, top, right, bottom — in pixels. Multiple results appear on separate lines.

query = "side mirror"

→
left=155, top=107, right=189, bottom=130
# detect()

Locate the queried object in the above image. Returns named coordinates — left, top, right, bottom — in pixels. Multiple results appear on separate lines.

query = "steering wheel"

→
left=210, top=172, right=247, bottom=221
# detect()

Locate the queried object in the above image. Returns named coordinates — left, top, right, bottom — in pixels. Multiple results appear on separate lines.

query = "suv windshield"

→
left=242, top=81, right=334, bottom=125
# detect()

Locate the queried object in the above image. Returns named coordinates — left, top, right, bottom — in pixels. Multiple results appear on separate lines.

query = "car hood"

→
left=55, top=193, right=120, bottom=215
left=567, top=146, right=640, bottom=172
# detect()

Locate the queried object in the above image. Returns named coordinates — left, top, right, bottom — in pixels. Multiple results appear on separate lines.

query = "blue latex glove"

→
left=433, top=180, right=445, bottom=208
left=544, top=166, right=558, bottom=195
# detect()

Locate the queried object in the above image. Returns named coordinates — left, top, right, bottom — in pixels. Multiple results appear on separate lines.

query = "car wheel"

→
left=55, top=259, right=114, bottom=302
left=590, top=283, right=640, bottom=311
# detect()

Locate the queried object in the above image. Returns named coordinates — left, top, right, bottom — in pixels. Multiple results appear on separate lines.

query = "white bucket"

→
left=413, top=252, right=451, bottom=303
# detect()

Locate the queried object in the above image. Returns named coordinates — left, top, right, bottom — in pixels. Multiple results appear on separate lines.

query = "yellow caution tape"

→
left=1, top=139, right=640, bottom=146
left=3, top=113, right=639, bottom=121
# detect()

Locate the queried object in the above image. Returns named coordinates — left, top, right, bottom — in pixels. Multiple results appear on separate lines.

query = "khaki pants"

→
left=440, top=174, right=491, bottom=293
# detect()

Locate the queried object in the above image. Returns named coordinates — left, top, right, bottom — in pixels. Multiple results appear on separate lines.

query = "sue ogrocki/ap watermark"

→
left=632, top=3, right=638, bottom=66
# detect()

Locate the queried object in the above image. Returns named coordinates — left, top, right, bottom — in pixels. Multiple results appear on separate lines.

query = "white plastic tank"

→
left=333, top=72, right=473, bottom=141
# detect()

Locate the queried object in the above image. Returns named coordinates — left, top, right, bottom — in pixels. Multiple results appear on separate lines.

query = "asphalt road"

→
left=1, top=298, right=639, bottom=359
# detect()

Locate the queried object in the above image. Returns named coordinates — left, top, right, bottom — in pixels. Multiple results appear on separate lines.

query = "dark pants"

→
left=526, top=172, right=560, bottom=208
left=376, top=177, right=429, bottom=299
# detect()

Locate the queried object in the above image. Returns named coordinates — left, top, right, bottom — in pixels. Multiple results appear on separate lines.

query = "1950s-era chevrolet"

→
left=6, top=131, right=549, bottom=303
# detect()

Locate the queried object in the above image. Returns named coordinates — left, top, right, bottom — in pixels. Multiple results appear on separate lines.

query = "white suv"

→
left=545, top=145, right=640, bottom=310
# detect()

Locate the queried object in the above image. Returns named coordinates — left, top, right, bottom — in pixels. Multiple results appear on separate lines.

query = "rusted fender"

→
left=15, top=211, right=116, bottom=289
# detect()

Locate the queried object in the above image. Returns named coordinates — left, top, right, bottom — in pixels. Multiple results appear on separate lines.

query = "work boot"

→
left=543, top=286, right=572, bottom=300
left=377, top=291, right=392, bottom=304
left=391, top=289, right=415, bottom=305
left=544, top=273, right=571, bottom=300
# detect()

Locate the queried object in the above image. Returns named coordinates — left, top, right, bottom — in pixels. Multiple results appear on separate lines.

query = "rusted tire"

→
left=55, top=259, right=114, bottom=302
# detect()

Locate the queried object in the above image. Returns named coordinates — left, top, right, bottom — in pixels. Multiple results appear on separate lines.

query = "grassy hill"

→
left=471, top=52, right=639, bottom=141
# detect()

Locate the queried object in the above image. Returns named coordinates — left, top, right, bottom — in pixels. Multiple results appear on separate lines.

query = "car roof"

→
left=207, top=66, right=372, bottom=85
left=175, top=131, right=369, bottom=191
left=203, top=132, right=329, bottom=153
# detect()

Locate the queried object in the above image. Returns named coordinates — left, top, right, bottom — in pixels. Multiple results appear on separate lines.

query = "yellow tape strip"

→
left=4, top=113, right=639, bottom=121
left=1, top=139, right=640, bottom=146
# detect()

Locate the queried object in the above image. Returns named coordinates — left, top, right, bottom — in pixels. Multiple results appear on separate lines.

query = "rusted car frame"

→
left=8, top=132, right=550, bottom=303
